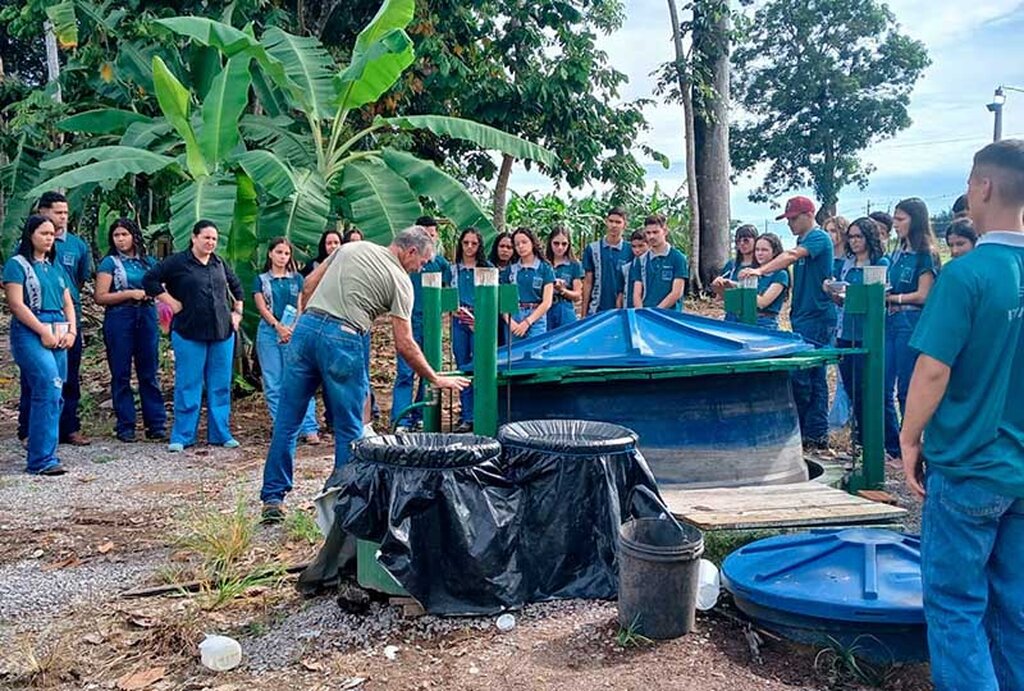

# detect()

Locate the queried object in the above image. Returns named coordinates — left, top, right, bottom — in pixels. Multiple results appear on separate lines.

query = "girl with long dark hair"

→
left=94, top=218, right=166, bottom=442
left=489, top=231, right=515, bottom=269
left=712, top=224, right=758, bottom=319
left=143, top=220, right=245, bottom=452
left=451, top=227, right=491, bottom=431
left=302, top=229, right=344, bottom=277
left=502, top=227, right=554, bottom=341
left=883, top=197, right=941, bottom=457
left=254, top=237, right=320, bottom=445
left=3, top=215, right=76, bottom=474
left=545, top=226, right=583, bottom=329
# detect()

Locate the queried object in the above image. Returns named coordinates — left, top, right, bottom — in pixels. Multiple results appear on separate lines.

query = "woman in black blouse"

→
left=143, top=220, right=244, bottom=452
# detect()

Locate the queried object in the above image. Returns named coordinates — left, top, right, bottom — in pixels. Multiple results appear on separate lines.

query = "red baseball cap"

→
left=775, top=196, right=816, bottom=220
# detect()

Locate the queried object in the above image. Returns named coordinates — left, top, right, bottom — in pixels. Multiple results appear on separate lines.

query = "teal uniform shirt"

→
left=583, top=238, right=628, bottom=313
left=3, top=255, right=69, bottom=313
left=887, top=247, right=938, bottom=297
left=552, top=260, right=584, bottom=300
left=835, top=256, right=889, bottom=342
left=791, top=228, right=836, bottom=326
left=97, top=254, right=156, bottom=292
left=758, top=269, right=790, bottom=315
left=721, top=259, right=753, bottom=282
left=909, top=231, right=1024, bottom=498
left=630, top=246, right=688, bottom=310
left=411, top=254, right=453, bottom=320
left=251, top=272, right=304, bottom=321
left=455, top=259, right=492, bottom=308
left=501, top=258, right=555, bottom=304
left=54, top=231, right=92, bottom=311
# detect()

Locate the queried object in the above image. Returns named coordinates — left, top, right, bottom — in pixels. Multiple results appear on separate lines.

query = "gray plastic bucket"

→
left=618, top=516, right=704, bottom=639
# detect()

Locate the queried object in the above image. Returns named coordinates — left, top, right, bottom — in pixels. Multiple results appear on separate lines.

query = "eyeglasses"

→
left=552, top=241, right=569, bottom=246
left=737, top=237, right=754, bottom=243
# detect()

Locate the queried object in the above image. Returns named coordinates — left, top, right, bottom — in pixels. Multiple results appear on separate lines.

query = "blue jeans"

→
left=512, top=307, right=547, bottom=341
left=11, top=315, right=68, bottom=473
left=170, top=332, right=235, bottom=446
left=260, top=312, right=368, bottom=505
left=921, top=471, right=1024, bottom=691
left=837, top=339, right=900, bottom=453
left=256, top=322, right=318, bottom=436
left=392, top=318, right=425, bottom=426
left=547, top=300, right=576, bottom=331
left=451, top=318, right=474, bottom=423
left=18, top=323, right=81, bottom=440
left=756, top=314, right=779, bottom=330
left=884, top=310, right=920, bottom=454
left=790, top=317, right=830, bottom=444
left=104, top=305, right=166, bottom=437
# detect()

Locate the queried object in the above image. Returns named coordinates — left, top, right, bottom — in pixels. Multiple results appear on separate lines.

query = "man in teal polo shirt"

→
left=742, top=196, right=835, bottom=448
left=630, top=214, right=688, bottom=310
left=901, top=139, right=1024, bottom=691
left=581, top=207, right=629, bottom=315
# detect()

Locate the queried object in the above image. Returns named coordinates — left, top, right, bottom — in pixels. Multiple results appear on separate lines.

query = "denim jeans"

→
left=18, top=323, right=81, bottom=441
left=256, top=322, right=318, bottom=436
left=512, top=307, right=547, bottom=341
left=756, top=314, right=779, bottom=330
left=546, top=300, right=576, bottom=331
left=921, top=471, right=1024, bottom=691
left=790, top=316, right=830, bottom=444
left=11, top=314, right=68, bottom=473
left=451, top=318, right=474, bottom=423
left=884, top=310, right=920, bottom=453
left=837, top=339, right=901, bottom=453
left=392, top=318, right=424, bottom=426
left=260, top=311, right=368, bottom=505
left=104, top=305, right=166, bottom=437
left=169, top=332, right=235, bottom=446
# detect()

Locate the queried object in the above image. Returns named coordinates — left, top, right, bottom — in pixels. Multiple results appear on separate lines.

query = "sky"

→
left=508, top=0, right=1024, bottom=236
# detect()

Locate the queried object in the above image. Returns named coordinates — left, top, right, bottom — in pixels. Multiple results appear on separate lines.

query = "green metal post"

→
left=421, top=272, right=443, bottom=432
left=723, top=276, right=758, bottom=325
left=473, top=267, right=499, bottom=437
left=845, top=265, right=886, bottom=491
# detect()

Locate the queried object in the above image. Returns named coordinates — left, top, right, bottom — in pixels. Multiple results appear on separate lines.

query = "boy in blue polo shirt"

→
left=581, top=207, right=629, bottom=315
left=630, top=214, right=688, bottom=310
left=901, top=140, right=1024, bottom=691
left=742, top=196, right=835, bottom=448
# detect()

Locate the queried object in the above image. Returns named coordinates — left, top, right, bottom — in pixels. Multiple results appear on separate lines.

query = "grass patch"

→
left=615, top=614, right=654, bottom=648
left=814, top=635, right=898, bottom=688
left=702, top=529, right=783, bottom=565
left=0, top=628, right=77, bottom=688
left=283, top=508, right=321, bottom=545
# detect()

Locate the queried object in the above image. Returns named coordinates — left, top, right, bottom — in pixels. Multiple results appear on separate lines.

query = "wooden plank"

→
left=662, top=481, right=908, bottom=531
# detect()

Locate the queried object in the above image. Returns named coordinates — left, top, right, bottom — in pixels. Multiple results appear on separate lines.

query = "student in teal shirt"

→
left=451, top=227, right=491, bottom=431
left=900, top=140, right=1024, bottom=691
left=501, top=227, right=554, bottom=340
left=393, top=216, right=453, bottom=429
left=582, top=207, right=629, bottom=315
left=4, top=215, right=76, bottom=475
left=253, top=238, right=320, bottom=446
left=545, top=226, right=583, bottom=330
left=630, top=214, right=687, bottom=310
left=94, top=218, right=166, bottom=443
left=883, top=197, right=940, bottom=457
left=751, top=233, right=790, bottom=329
left=828, top=218, right=892, bottom=449
left=742, top=196, right=834, bottom=448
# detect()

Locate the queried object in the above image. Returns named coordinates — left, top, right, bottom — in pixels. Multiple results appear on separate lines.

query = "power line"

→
left=881, top=132, right=1024, bottom=149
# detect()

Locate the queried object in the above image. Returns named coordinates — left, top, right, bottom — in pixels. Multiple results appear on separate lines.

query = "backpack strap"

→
left=12, top=255, right=42, bottom=312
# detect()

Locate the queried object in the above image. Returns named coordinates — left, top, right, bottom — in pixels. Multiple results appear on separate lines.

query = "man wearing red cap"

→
left=741, top=196, right=835, bottom=448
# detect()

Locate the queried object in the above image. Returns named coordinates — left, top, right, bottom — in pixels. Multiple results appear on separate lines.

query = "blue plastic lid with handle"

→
left=721, top=528, right=923, bottom=625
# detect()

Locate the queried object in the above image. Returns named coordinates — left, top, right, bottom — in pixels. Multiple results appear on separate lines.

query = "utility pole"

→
left=988, top=85, right=1024, bottom=142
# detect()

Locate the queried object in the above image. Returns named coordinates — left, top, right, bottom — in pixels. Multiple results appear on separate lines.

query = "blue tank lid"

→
left=491, top=308, right=812, bottom=370
left=721, top=529, right=923, bottom=624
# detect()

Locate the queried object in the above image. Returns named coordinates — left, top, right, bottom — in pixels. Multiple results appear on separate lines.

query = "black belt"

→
left=306, top=308, right=366, bottom=335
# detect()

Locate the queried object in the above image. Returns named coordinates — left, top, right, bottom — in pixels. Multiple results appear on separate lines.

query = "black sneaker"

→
left=453, top=421, right=473, bottom=433
left=261, top=503, right=286, bottom=524
left=39, top=464, right=67, bottom=476
left=146, top=430, right=168, bottom=442
left=117, top=433, right=137, bottom=443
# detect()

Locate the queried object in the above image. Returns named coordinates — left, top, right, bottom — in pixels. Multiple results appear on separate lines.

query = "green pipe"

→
left=390, top=400, right=434, bottom=433
left=845, top=266, right=887, bottom=492
left=723, top=278, right=758, bottom=325
left=421, top=272, right=443, bottom=432
left=473, top=267, right=499, bottom=437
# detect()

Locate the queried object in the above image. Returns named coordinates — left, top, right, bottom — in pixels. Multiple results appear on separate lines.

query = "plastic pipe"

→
left=473, top=267, right=499, bottom=437
left=421, top=272, right=443, bottom=433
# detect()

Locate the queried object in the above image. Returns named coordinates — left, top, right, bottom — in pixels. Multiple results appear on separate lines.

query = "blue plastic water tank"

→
left=721, top=529, right=927, bottom=662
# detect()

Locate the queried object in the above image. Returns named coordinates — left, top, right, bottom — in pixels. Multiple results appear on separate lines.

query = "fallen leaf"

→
left=116, top=666, right=165, bottom=689
left=129, top=615, right=157, bottom=629
left=42, top=554, right=80, bottom=571
left=83, top=632, right=106, bottom=645
left=98, top=540, right=115, bottom=554
left=299, top=658, right=323, bottom=672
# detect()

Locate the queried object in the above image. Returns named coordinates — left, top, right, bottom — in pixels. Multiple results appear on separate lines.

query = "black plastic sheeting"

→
left=298, top=423, right=666, bottom=615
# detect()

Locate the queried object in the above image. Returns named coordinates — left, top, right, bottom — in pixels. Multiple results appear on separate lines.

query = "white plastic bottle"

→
left=199, top=635, right=242, bottom=671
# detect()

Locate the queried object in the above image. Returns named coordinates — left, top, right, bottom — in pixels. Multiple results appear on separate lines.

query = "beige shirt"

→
left=306, top=242, right=414, bottom=332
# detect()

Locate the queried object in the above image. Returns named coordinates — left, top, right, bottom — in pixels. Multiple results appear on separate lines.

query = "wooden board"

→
left=661, top=481, right=908, bottom=530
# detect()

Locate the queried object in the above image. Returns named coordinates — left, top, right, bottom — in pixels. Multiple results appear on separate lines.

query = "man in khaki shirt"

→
left=259, top=226, right=468, bottom=522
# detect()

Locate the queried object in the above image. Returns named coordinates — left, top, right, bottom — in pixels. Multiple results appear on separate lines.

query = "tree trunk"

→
left=492, top=153, right=515, bottom=232
left=692, top=1, right=731, bottom=288
left=667, top=0, right=702, bottom=293
left=44, top=21, right=63, bottom=103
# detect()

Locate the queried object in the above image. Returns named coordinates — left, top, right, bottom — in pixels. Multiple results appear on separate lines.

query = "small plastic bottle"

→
left=280, top=304, right=298, bottom=328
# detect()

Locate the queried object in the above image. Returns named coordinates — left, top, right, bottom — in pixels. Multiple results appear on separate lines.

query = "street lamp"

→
left=988, top=85, right=1024, bottom=142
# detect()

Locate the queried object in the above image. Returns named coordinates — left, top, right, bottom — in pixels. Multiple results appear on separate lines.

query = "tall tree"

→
left=731, top=0, right=929, bottom=217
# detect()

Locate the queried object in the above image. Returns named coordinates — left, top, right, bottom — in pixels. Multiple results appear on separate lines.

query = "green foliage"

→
left=731, top=0, right=930, bottom=212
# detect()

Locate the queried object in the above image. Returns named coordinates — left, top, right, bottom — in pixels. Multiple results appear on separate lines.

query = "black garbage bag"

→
left=297, top=433, right=522, bottom=615
left=496, top=419, right=664, bottom=602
